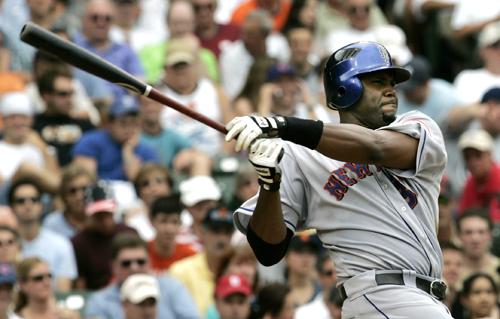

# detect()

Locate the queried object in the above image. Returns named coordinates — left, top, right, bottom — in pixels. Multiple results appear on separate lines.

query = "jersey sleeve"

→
left=379, top=111, right=447, bottom=179
left=233, top=143, right=307, bottom=235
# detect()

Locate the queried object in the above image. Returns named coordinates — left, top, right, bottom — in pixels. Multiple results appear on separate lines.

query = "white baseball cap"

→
left=458, top=129, right=493, bottom=152
left=120, top=274, right=159, bottom=304
left=179, top=175, right=221, bottom=207
left=0, top=92, right=34, bottom=116
left=479, top=21, right=500, bottom=48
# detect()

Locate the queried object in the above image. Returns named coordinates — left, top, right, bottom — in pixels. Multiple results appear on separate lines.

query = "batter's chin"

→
left=382, top=113, right=396, bottom=125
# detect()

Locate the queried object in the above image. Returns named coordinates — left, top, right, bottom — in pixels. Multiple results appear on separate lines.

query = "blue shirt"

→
left=72, top=129, right=159, bottom=181
left=72, top=33, right=144, bottom=102
left=140, top=129, right=192, bottom=168
left=42, top=210, right=76, bottom=239
left=84, top=276, right=200, bottom=319
left=22, top=228, right=78, bottom=280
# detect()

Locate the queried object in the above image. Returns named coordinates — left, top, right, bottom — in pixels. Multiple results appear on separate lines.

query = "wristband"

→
left=279, top=117, right=324, bottom=150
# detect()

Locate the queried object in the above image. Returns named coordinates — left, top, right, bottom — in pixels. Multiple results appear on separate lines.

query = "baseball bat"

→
left=19, top=22, right=227, bottom=134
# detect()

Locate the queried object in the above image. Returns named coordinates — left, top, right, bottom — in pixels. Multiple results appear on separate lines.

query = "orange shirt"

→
left=230, top=0, right=291, bottom=31
left=147, top=240, right=197, bottom=271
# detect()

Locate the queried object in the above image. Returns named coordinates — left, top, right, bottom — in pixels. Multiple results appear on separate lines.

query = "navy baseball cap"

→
left=481, top=87, right=500, bottom=103
left=109, top=94, right=139, bottom=118
left=203, top=207, right=234, bottom=231
left=0, top=263, right=16, bottom=285
left=289, top=232, right=322, bottom=253
left=398, top=56, right=431, bottom=92
left=267, top=63, right=297, bottom=82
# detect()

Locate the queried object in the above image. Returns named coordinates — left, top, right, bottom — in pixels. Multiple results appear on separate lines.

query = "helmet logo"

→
left=333, top=48, right=361, bottom=63
left=377, top=46, right=390, bottom=65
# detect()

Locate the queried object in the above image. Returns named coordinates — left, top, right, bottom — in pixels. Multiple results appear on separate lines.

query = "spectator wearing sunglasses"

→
left=85, top=233, right=198, bottom=319
left=13, top=257, right=80, bottom=319
left=43, top=164, right=96, bottom=239
left=32, top=68, right=96, bottom=167
left=71, top=181, right=137, bottom=290
left=8, top=178, right=77, bottom=293
left=0, top=226, right=21, bottom=265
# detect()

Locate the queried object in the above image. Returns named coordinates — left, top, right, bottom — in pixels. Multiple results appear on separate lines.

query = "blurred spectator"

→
left=169, top=207, right=235, bottom=317
left=72, top=95, right=158, bottom=182
left=441, top=243, right=464, bottom=317
left=248, top=283, right=295, bottom=319
left=29, top=49, right=103, bottom=125
left=0, top=31, right=25, bottom=94
left=228, top=163, right=259, bottom=212
left=0, top=262, right=16, bottom=319
left=315, top=0, right=387, bottom=49
left=230, top=0, right=292, bottom=32
left=282, top=0, right=317, bottom=35
left=325, top=0, right=389, bottom=53
left=71, top=181, right=136, bottom=290
left=256, top=62, right=331, bottom=121
left=295, top=252, right=337, bottom=319
left=454, top=21, right=500, bottom=104
left=459, top=272, right=499, bottom=319
left=0, top=226, right=21, bottom=264
left=43, top=164, right=96, bottom=239
left=219, top=243, right=259, bottom=292
left=139, top=0, right=219, bottom=83
left=0, top=206, right=18, bottom=230
left=73, top=0, right=145, bottom=103
left=437, top=176, right=460, bottom=246
left=147, top=194, right=197, bottom=272
left=177, top=175, right=222, bottom=251
left=373, top=24, right=413, bottom=66
left=33, top=68, right=96, bottom=166
left=8, top=178, right=76, bottom=292
left=0, top=92, right=61, bottom=199
left=214, top=274, right=253, bottom=319
left=457, top=130, right=500, bottom=221
left=193, top=0, right=241, bottom=59
left=84, top=233, right=198, bottom=319
left=157, top=37, right=231, bottom=156
left=451, top=0, right=500, bottom=39
left=123, top=163, right=173, bottom=241
left=325, top=286, right=343, bottom=319
left=456, top=209, right=500, bottom=285
left=109, top=0, right=160, bottom=52
left=220, top=9, right=275, bottom=102
left=120, top=274, right=159, bottom=319
left=475, top=88, right=500, bottom=155
left=397, top=56, right=462, bottom=129
left=285, top=233, right=322, bottom=307
left=139, top=97, right=212, bottom=176
left=14, top=257, right=80, bottom=319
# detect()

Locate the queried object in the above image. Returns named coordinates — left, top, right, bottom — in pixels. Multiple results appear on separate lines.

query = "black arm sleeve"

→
left=246, top=224, right=293, bottom=266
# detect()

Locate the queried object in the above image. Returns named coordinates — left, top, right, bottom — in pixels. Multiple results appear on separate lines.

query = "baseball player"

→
left=225, top=42, right=453, bottom=318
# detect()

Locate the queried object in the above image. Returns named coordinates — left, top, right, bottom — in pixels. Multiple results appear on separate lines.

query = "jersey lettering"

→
left=323, top=163, right=379, bottom=201
left=385, top=173, right=418, bottom=209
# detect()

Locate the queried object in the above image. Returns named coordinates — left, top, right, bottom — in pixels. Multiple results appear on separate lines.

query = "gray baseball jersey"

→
left=234, top=110, right=447, bottom=283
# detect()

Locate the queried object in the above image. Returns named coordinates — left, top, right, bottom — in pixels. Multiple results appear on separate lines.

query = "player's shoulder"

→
left=393, top=110, right=441, bottom=130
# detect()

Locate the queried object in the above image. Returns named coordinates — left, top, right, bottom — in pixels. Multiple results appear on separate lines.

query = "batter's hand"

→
left=225, top=115, right=286, bottom=152
left=248, top=138, right=284, bottom=192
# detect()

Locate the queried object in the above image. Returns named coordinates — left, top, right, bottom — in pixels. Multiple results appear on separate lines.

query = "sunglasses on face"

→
left=120, top=258, right=147, bottom=268
left=13, top=196, right=41, bottom=205
left=88, top=14, right=113, bottom=23
left=193, top=3, right=215, bottom=12
left=29, top=273, right=52, bottom=282
left=52, top=90, right=74, bottom=97
left=348, top=5, right=370, bottom=15
left=0, top=238, right=15, bottom=247
left=140, top=176, right=167, bottom=189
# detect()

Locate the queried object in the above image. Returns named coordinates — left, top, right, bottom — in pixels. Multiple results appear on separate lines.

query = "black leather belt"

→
left=339, top=271, right=447, bottom=302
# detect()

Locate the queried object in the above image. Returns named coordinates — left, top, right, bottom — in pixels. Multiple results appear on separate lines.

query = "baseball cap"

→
left=215, top=274, right=252, bottom=299
left=478, top=21, right=500, bottom=48
left=0, top=263, right=16, bottom=285
left=458, top=129, right=493, bottom=152
left=0, top=92, right=34, bottom=117
left=108, top=94, right=139, bottom=118
left=398, top=56, right=431, bottom=92
left=120, top=274, right=160, bottom=304
left=266, top=63, right=297, bottom=82
left=164, top=38, right=197, bottom=67
left=179, top=175, right=221, bottom=207
left=203, top=207, right=234, bottom=228
left=85, top=181, right=117, bottom=216
left=289, top=231, right=322, bottom=253
left=481, top=87, right=500, bottom=103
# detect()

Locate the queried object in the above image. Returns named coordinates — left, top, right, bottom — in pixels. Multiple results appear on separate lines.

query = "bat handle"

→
left=147, top=88, right=228, bottom=134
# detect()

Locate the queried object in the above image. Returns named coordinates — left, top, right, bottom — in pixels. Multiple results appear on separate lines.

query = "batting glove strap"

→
left=250, top=116, right=287, bottom=138
left=251, top=162, right=282, bottom=192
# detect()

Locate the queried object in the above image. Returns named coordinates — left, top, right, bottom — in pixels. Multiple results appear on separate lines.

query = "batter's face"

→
left=348, top=71, right=398, bottom=129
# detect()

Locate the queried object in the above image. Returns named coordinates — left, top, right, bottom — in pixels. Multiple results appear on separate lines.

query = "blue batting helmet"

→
left=323, top=42, right=411, bottom=110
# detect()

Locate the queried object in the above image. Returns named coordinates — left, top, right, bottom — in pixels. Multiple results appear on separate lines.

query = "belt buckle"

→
left=429, top=280, right=447, bottom=300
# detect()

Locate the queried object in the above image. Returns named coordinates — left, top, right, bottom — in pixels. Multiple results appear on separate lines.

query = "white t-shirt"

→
left=451, top=0, right=500, bottom=30
left=453, top=68, right=500, bottom=104
left=0, top=141, right=44, bottom=180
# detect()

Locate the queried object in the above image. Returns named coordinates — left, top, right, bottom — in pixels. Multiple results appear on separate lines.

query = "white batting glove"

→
left=248, top=138, right=284, bottom=192
left=225, top=116, right=286, bottom=152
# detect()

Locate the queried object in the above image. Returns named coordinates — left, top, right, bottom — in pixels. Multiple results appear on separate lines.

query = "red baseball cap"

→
left=215, top=274, right=252, bottom=299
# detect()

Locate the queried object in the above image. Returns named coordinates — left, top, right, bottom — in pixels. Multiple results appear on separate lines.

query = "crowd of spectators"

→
left=0, top=0, right=500, bottom=318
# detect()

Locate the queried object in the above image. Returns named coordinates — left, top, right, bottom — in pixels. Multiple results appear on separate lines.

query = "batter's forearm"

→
left=249, top=189, right=288, bottom=244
